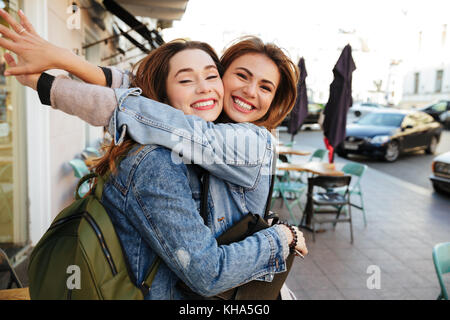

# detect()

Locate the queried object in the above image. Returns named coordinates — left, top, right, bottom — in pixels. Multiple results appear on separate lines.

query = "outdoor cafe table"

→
left=276, top=162, right=344, bottom=231
left=277, top=146, right=311, bottom=156
left=276, top=161, right=344, bottom=176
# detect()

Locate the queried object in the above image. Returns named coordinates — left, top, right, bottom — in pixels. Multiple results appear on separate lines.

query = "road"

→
left=279, top=126, right=450, bottom=192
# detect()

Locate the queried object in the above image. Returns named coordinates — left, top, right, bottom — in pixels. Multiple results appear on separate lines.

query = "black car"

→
left=280, top=103, right=324, bottom=128
left=336, top=109, right=442, bottom=162
left=420, top=100, right=450, bottom=123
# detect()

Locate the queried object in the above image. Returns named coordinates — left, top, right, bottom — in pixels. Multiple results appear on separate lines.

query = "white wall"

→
left=27, top=0, right=113, bottom=244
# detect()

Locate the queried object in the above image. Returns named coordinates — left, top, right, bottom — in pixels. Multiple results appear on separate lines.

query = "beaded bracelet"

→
left=278, top=221, right=297, bottom=254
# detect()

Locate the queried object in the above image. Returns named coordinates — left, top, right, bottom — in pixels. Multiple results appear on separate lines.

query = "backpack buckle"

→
left=140, top=281, right=150, bottom=296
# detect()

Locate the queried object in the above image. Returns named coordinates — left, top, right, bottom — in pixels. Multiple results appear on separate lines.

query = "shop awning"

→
left=114, top=0, right=189, bottom=21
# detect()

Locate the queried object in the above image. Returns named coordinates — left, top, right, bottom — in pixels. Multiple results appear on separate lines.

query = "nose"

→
left=195, top=79, right=212, bottom=94
left=243, top=81, right=257, bottom=98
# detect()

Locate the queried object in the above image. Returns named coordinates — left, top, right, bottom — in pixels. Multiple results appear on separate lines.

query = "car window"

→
left=357, top=113, right=405, bottom=127
left=431, top=101, right=447, bottom=112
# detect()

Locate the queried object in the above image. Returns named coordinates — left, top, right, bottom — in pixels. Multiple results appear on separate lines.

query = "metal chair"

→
left=0, top=248, right=23, bottom=289
left=303, top=175, right=353, bottom=243
left=69, top=159, right=90, bottom=179
left=341, top=162, right=368, bottom=226
left=69, top=159, right=91, bottom=198
left=432, top=242, right=450, bottom=300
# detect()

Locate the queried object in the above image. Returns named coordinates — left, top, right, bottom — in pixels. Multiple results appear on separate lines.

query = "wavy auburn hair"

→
left=220, top=36, right=299, bottom=130
left=92, top=39, right=222, bottom=177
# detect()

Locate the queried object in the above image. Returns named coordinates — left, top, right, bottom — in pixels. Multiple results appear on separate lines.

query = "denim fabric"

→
left=109, top=88, right=275, bottom=189
left=103, top=144, right=287, bottom=299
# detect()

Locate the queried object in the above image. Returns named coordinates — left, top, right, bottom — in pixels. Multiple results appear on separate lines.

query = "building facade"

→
left=0, top=0, right=187, bottom=257
left=401, top=23, right=450, bottom=108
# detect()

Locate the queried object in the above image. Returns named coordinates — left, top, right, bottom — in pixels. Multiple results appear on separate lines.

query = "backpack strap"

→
left=140, top=257, right=161, bottom=296
left=75, top=173, right=97, bottom=200
left=263, top=146, right=278, bottom=222
left=200, top=171, right=209, bottom=225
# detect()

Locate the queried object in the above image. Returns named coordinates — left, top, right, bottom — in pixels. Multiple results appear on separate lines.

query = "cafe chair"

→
left=303, top=175, right=353, bottom=243
left=309, top=148, right=327, bottom=162
left=69, top=159, right=90, bottom=179
left=341, top=162, right=368, bottom=226
left=293, top=148, right=328, bottom=183
left=0, top=248, right=23, bottom=289
left=432, top=242, right=450, bottom=300
left=276, top=180, right=307, bottom=225
left=69, top=159, right=91, bottom=198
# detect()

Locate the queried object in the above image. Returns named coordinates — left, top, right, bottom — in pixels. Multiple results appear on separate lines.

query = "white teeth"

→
left=192, top=100, right=214, bottom=108
left=234, top=97, right=253, bottom=110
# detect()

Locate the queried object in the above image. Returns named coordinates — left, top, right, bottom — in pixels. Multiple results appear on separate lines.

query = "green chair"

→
left=294, top=148, right=328, bottom=183
left=432, top=242, right=450, bottom=300
left=84, top=146, right=101, bottom=157
left=341, top=162, right=368, bottom=226
left=69, top=159, right=91, bottom=197
left=309, top=148, right=327, bottom=162
left=273, top=179, right=307, bottom=225
left=69, top=159, right=90, bottom=179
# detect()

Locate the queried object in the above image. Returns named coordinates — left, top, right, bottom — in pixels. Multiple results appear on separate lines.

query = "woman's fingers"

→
left=18, top=9, right=37, bottom=36
left=0, top=36, right=17, bottom=52
left=0, top=8, right=26, bottom=34
left=0, top=24, right=20, bottom=42
left=3, top=53, right=31, bottom=76
left=3, top=52, right=16, bottom=66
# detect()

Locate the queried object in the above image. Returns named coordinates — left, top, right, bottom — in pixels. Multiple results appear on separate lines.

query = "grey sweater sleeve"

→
left=47, top=74, right=118, bottom=127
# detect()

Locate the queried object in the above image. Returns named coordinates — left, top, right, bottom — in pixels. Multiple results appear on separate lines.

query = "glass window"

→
left=414, top=72, right=420, bottom=94
left=431, top=101, right=447, bottom=112
left=435, top=70, right=443, bottom=93
left=0, top=1, right=27, bottom=245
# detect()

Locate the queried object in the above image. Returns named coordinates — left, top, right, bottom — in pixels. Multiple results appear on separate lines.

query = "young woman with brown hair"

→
left=0, top=9, right=307, bottom=299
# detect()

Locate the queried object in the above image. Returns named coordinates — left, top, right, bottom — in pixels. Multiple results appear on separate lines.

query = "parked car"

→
left=420, top=100, right=450, bottom=123
left=336, top=109, right=442, bottom=162
left=347, top=102, right=387, bottom=123
left=280, top=102, right=324, bottom=128
left=439, top=110, right=450, bottom=129
left=430, top=151, right=450, bottom=194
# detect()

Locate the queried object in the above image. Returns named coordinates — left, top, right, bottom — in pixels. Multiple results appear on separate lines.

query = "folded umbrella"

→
left=323, top=44, right=356, bottom=163
left=288, top=57, right=308, bottom=139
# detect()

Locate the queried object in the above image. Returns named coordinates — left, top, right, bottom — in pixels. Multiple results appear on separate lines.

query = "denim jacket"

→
left=43, top=71, right=290, bottom=299
left=103, top=144, right=287, bottom=299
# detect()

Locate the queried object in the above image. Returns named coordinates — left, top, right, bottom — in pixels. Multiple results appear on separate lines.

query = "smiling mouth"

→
left=191, top=99, right=216, bottom=110
left=232, top=96, right=255, bottom=113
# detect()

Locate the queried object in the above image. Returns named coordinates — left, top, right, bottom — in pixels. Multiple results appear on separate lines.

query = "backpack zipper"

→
left=48, top=211, right=118, bottom=276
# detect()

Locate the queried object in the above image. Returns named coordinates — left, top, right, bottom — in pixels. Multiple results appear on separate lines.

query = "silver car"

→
left=430, top=151, right=450, bottom=194
left=347, top=102, right=387, bottom=123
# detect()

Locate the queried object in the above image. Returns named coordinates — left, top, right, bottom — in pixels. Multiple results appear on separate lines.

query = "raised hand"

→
left=3, top=52, right=40, bottom=90
left=0, top=8, right=69, bottom=75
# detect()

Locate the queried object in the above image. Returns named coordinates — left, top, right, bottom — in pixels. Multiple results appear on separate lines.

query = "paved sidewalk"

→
left=277, top=132, right=450, bottom=300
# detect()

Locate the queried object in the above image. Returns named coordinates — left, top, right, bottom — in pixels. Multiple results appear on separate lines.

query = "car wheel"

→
left=384, top=141, right=399, bottom=162
left=432, top=182, right=446, bottom=195
left=426, top=136, right=438, bottom=154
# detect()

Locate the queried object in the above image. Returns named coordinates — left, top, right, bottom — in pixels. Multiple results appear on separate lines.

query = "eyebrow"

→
left=236, top=67, right=276, bottom=88
left=174, top=65, right=218, bottom=77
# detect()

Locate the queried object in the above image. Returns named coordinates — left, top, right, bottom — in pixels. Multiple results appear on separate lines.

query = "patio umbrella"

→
left=322, top=44, right=356, bottom=163
left=288, top=57, right=308, bottom=139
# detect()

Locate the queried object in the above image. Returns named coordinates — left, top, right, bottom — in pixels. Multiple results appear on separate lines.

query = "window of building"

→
left=435, top=70, right=443, bottom=93
left=414, top=72, right=420, bottom=94
left=0, top=0, right=27, bottom=246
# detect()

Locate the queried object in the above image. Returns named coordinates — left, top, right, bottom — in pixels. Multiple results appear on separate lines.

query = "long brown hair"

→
left=92, top=39, right=222, bottom=177
left=220, top=36, right=299, bottom=130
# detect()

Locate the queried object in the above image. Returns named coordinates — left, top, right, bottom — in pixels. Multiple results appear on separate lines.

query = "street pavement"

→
left=277, top=128, right=450, bottom=300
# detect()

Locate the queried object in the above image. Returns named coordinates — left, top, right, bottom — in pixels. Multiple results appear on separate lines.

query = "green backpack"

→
left=28, top=173, right=161, bottom=300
